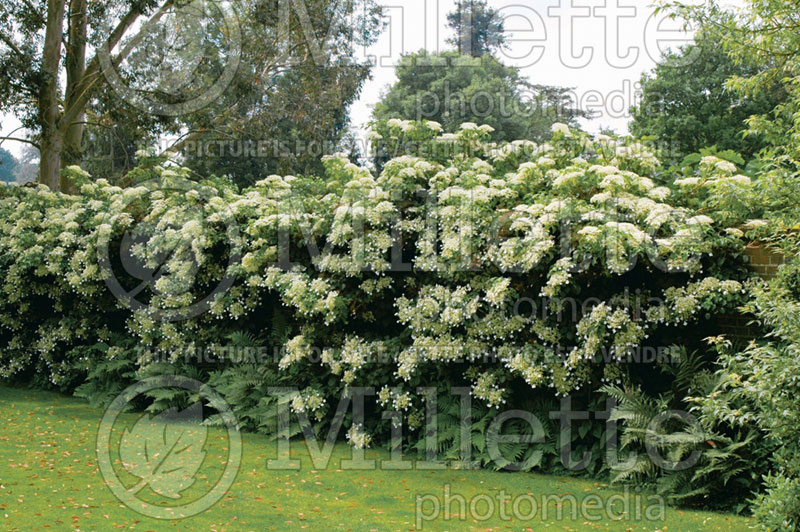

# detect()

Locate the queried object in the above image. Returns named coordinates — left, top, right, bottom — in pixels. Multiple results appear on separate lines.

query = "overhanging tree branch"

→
left=0, top=136, right=40, bottom=149
left=0, top=32, right=24, bottom=57
left=61, top=0, right=178, bottom=132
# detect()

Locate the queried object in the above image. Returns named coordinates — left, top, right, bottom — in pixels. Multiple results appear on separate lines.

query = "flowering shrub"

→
left=0, top=122, right=754, bottom=470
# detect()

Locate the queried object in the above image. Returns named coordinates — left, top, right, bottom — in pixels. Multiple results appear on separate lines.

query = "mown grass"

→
left=0, top=385, right=754, bottom=531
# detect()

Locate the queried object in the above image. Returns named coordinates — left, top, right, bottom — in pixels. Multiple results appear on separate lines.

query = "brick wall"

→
left=713, top=241, right=784, bottom=342
left=715, top=311, right=761, bottom=342
left=744, top=241, right=786, bottom=280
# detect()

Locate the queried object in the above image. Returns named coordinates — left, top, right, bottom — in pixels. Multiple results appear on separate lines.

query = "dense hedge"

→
left=0, top=122, right=768, bottom=504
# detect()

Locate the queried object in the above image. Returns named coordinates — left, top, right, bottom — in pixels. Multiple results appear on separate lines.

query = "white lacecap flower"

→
left=578, top=226, right=602, bottom=238
left=648, top=187, right=671, bottom=200
left=715, top=160, right=737, bottom=174
left=551, top=123, right=571, bottom=136
left=346, top=425, right=372, bottom=449
left=687, top=215, right=714, bottom=225
left=743, top=219, right=768, bottom=229
left=65, top=165, right=90, bottom=178
left=599, top=174, right=626, bottom=189
left=726, top=175, right=752, bottom=186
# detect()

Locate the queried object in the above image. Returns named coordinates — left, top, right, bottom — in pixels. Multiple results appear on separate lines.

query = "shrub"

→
left=694, top=240, right=800, bottom=529
left=0, top=123, right=754, bottom=477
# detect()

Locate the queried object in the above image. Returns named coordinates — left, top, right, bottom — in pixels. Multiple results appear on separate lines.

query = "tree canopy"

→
left=0, top=0, right=382, bottom=189
left=372, top=51, right=581, bottom=145
left=629, top=33, right=783, bottom=162
left=660, top=0, right=800, bottom=169
left=446, top=0, right=506, bottom=58
left=0, top=147, right=17, bottom=183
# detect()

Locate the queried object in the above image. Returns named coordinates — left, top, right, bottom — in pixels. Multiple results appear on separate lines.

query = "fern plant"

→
left=73, top=337, right=139, bottom=408
left=603, top=346, right=766, bottom=511
left=407, top=391, right=561, bottom=472
left=205, top=311, right=303, bottom=436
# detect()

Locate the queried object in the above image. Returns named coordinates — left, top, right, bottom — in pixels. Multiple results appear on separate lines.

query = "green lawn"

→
left=0, top=385, right=754, bottom=531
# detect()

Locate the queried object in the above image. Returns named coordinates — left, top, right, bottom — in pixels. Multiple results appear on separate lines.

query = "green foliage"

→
left=603, top=346, right=767, bottom=512
left=370, top=51, right=582, bottom=169
left=205, top=315, right=297, bottom=434
left=630, top=33, right=783, bottom=163
left=0, top=147, right=18, bottom=183
left=660, top=0, right=800, bottom=170
left=406, top=391, right=562, bottom=473
left=644, top=6, right=800, bottom=521
left=180, top=66, right=366, bottom=188
left=0, top=121, right=773, bottom=517
left=73, top=340, right=138, bottom=408
left=446, top=0, right=506, bottom=57
left=0, top=0, right=382, bottom=188
left=0, top=121, right=753, bottom=441
left=694, top=244, right=800, bottom=530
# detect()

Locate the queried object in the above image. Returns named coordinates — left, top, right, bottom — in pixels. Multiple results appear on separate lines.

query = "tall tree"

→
left=182, top=64, right=371, bottom=188
left=0, top=147, right=18, bottom=183
left=372, top=51, right=582, bottom=144
left=0, top=0, right=381, bottom=190
left=630, top=33, right=784, bottom=162
left=174, top=0, right=382, bottom=187
left=0, top=0, right=154, bottom=190
left=661, top=0, right=800, bottom=166
left=446, top=0, right=506, bottom=57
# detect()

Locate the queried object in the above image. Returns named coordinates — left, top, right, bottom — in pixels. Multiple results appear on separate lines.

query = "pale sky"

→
left=1, top=0, right=745, bottom=160
left=349, top=0, right=729, bottom=139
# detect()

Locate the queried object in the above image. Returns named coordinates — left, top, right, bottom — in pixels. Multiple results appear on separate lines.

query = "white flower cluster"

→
left=397, top=285, right=480, bottom=336
left=290, top=389, right=327, bottom=421
left=377, top=386, right=413, bottom=411
left=279, top=335, right=313, bottom=370
left=345, top=424, right=372, bottom=449
left=499, top=346, right=546, bottom=389
left=0, top=121, right=756, bottom=417
left=470, top=371, right=506, bottom=408
left=646, top=278, right=746, bottom=326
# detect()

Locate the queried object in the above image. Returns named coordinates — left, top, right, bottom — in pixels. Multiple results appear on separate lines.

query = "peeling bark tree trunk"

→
left=39, top=133, right=64, bottom=191
left=34, top=1, right=156, bottom=191
left=38, top=0, right=67, bottom=191
left=63, top=0, right=89, bottom=168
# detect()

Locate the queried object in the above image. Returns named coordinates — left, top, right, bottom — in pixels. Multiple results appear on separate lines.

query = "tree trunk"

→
left=63, top=0, right=89, bottom=167
left=39, top=133, right=64, bottom=191
left=36, top=0, right=171, bottom=190
left=38, top=0, right=67, bottom=190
